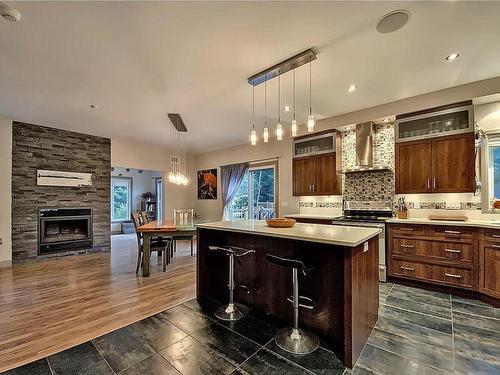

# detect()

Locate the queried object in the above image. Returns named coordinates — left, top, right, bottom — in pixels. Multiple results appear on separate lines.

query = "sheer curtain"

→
left=221, top=162, right=249, bottom=220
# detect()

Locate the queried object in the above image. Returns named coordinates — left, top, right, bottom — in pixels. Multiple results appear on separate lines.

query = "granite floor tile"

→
left=367, top=327, right=453, bottom=371
left=182, top=298, right=207, bottom=314
left=120, top=353, right=180, bottom=375
left=388, top=287, right=451, bottom=309
left=240, top=348, right=313, bottom=375
left=379, top=304, right=452, bottom=334
left=375, top=315, right=453, bottom=351
left=453, top=316, right=500, bottom=364
left=454, top=353, right=500, bottom=375
left=2, top=359, right=52, bottom=375
left=451, top=300, right=500, bottom=320
left=159, top=335, right=235, bottom=375
left=452, top=311, right=500, bottom=332
left=355, top=344, right=445, bottom=375
left=47, top=342, right=114, bottom=375
left=265, top=340, right=345, bottom=375
left=129, top=313, right=188, bottom=351
left=347, top=365, right=378, bottom=375
left=161, top=304, right=215, bottom=334
left=218, top=314, right=281, bottom=346
left=191, top=323, right=261, bottom=366
left=92, top=326, right=155, bottom=373
left=450, top=294, right=494, bottom=308
left=379, top=282, right=393, bottom=295
left=383, top=294, right=451, bottom=320
left=391, top=284, right=450, bottom=301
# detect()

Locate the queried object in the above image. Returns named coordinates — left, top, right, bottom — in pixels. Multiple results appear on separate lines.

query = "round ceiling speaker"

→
left=376, top=10, right=409, bottom=34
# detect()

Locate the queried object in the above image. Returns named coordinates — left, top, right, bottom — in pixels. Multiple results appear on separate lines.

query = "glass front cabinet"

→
left=293, top=131, right=337, bottom=158
left=395, top=105, right=474, bottom=143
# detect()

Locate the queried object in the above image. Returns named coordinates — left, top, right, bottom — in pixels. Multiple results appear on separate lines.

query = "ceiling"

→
left=1, top=1, right=500, bottom=153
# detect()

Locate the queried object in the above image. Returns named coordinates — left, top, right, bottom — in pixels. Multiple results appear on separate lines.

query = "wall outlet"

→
left=446, top=202, right=461, bottom=210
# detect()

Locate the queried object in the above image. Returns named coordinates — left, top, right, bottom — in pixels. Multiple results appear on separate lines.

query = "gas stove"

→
left=331, top=201, right=393, bottom=282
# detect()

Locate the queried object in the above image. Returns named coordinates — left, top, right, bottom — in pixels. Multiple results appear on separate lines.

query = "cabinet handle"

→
left=445, top=273, right=462, bottom=279
left=444, top=248, right=461, bottom=253
left=400, top=244, right=414, bottom=248
left=433, top=177, right=436, bottom=189
left=309, top=185, right=312, bottom=192
left=491, top=234, right=500, bottom=238
left=445, top=230, right=461, bottom=235
left=427, top=177, right=430, bottom=189
left=312, top=184, right=315, bottom=192
left=400, top=227, right=414, bottom=231
left=400, top=266, right=415, bottom=271
left=491, top=244, right=500, bottom=249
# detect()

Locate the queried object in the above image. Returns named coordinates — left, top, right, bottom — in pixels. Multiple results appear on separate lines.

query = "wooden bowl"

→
left=266, top=218, right=296, bottom=228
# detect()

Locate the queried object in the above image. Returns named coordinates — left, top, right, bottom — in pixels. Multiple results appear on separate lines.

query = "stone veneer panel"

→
left=11, top=122, right=111, bottom=262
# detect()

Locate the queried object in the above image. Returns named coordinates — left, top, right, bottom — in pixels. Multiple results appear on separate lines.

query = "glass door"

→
left=229, top=164, right=277, bottom=220
left=111, top=177, right=132, bottom=222
left=155, top=177, right=163, bottom=221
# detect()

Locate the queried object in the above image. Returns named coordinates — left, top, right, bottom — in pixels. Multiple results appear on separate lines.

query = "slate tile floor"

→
left=3, top=283, right=500, bottom=375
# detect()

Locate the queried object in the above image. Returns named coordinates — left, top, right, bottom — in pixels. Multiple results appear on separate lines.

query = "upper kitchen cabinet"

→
left=395, top=102, right=475, bottom=194
left=292, top=131, right=342, bottom=196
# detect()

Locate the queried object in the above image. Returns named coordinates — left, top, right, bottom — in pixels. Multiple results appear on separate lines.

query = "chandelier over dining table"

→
left=247, top=49, right=317, bottom=145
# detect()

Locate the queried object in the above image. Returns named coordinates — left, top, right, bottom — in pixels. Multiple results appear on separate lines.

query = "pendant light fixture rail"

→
left=247, top=49, right=317, bottom=86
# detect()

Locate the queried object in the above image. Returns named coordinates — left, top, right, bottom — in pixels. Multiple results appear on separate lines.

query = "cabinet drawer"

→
left=482, top=229, right=500, bottom=243
left=428, top=226, right=475, bottom=243
left=392, top=239, right=473, bottom=264
left=391, top=224, right=428, bottom=237
left=392, top=260, right=473, bottom=289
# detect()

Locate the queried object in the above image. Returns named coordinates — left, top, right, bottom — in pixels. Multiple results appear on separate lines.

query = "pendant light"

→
left=276, top=73, right=283, bottom=141
left=291, top=69, right=297, bottom=137
left=250, top=85, right=257, bottom=145
left=307, top=62, right=315, bottom=132
left=263, top=81, right=269, bottom=143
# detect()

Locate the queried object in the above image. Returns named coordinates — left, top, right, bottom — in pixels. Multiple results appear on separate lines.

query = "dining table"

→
left=136, top=219, right=198, bottom=277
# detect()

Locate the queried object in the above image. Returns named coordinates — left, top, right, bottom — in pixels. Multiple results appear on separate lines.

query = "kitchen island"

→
left=196, top=220, right=381, bottom=367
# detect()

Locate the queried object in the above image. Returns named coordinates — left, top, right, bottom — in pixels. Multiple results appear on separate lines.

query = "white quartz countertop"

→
left=197, top=220, right=381, bottom=247
left=387, top=217, right=500, bottom=229
left=284, top=213, right=341, bottom=220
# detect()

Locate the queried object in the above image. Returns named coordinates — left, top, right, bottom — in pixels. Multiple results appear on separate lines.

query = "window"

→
left=111, top=177, right=132, bottom=222
left=481, top=131, right=500, bottom=211
left=491, top=144, right=500, bottom=199
left=229, top=162, right=278, bottom=220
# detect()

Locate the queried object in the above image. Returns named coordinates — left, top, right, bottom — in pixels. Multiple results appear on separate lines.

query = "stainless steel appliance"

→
left=331, top=201, right=393, bottom=282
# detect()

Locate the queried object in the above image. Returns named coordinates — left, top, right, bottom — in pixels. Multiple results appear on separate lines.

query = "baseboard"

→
left=0, top=259, right=12, bottom=268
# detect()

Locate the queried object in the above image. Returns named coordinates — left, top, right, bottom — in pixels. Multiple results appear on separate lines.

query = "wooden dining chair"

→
left=173, top=209, right=195, bottom=256
left=131, top=212, right=172, bottom=274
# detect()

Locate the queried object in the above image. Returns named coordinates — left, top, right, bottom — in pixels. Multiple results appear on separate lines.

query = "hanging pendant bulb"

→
left=263, top=127, right=269, bottom=143
left=291, top=69, right=297, bottom=137
left=250, top=85, right=257, bottom=145
left=307, top=62, right=315, bottom=132
left=263, top=81, right=269, bottom=142
left=276, top=74, right=283, bottom=141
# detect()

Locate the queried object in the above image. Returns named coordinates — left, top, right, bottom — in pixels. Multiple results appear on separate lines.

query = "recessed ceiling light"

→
left=0, top=4, right=21, bottom=22
left=90, top=104, right=98, bottom=109
left=283, top=105, right=291, bottom=112
left=348, top=84, right=357, bottom=92
left=376, top=10, right=410, bottom=34
left=445, top=53, right=460, bottom=61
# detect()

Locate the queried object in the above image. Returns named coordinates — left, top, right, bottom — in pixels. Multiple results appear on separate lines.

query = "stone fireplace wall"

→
left=11, top=122, right=111, bottom=262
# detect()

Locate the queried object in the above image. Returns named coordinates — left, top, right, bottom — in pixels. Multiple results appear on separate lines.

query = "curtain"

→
left=221, top=162, right=249, bottom=220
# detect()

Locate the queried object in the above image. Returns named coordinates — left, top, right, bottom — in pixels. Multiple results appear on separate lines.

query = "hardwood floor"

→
left=0, top=234, right=196, bottom=372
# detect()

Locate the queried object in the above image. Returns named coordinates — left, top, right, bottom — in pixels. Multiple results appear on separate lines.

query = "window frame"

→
left=481, top=130, right=500, bottom=213
left=111, top=176, right=133, bottom=223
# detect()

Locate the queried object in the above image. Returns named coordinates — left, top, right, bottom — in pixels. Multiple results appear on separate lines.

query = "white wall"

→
left=194, top=138, right=297, bottom=221
left=111, top=139, right=195, bottom=220
left=475, top=100, right=500, bottom=132
left=0, top=115, right=12, bottom=267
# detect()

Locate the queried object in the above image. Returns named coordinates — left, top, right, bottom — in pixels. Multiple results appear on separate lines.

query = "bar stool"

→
left=265, top=254, right=319, bottom=355
left=209, top=246, right=255, bottom=321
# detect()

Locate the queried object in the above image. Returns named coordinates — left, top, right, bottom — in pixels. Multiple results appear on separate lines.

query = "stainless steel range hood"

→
left=338, top=122, right=392, bottom=174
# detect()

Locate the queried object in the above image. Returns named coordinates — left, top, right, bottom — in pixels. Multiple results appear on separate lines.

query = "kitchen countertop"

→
left=284, top=213, right=341, bottom=220
left=387, top=217, right=500, bottom=229
left=196, top=219, right=381, bottom=247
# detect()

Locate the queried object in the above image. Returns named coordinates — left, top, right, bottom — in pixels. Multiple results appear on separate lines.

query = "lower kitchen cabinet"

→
left=387, top=223, right=479, bottom=291
left=479, top=228, right=500, bottom=299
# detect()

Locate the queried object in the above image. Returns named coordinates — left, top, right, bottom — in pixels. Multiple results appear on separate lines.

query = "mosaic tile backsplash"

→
left=342, top=123, right=395, bottom=202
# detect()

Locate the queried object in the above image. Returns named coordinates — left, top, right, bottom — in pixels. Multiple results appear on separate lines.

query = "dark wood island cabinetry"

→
left=196, top=220, right=381, bottom=367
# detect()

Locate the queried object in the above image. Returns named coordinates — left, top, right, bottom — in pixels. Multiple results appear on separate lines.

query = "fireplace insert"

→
left=38, top=208, right=92, bottom=255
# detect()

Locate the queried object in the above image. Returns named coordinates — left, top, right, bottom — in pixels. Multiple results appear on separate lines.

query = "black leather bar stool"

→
left=265, top=254, right=319, bottom=355
left=209, top=246, right=255, bottom=321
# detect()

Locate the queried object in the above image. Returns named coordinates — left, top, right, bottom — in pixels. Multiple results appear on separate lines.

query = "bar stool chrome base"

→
left=214, top=302, right=249, bottom=321
left=275, top=327, right=319, bottom=355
